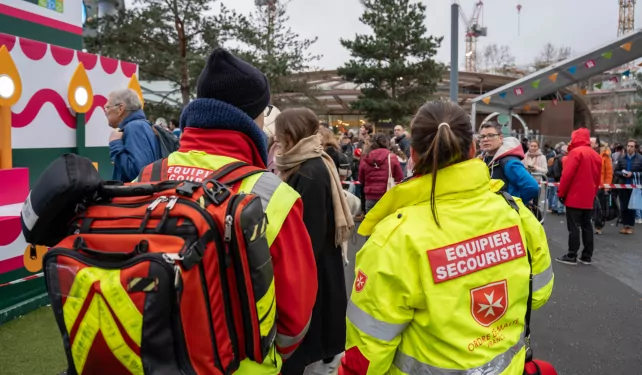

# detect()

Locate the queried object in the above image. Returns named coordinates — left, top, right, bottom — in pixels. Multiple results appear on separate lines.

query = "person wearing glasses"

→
left=105, top=88, right=161, bottom=182
left=478, top=122, right=539, bottom=204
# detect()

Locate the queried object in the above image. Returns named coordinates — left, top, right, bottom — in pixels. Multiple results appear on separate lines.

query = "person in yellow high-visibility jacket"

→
left=339, top=101, right=554, bottom=375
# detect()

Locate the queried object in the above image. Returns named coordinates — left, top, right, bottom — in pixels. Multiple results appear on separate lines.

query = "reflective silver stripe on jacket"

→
left=276, top=318, right=312, bottom=348
left=532, top=263, right=553, bottom=293
left=393, top=332, right=525, bottom=375
left=280, top=350, right=294, bottom=360
left=250, top=173, right=281, bottom=211
left=347, top=300, right=408, bottom=342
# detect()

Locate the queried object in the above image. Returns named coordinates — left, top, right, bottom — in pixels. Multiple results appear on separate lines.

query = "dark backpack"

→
left=337, top=150, right=352, bottom=179
left=150, top=123, right=180, bottom=157
left=551, top=156, right=563, bottom=180
left=594, top=192, right=620, bottom=223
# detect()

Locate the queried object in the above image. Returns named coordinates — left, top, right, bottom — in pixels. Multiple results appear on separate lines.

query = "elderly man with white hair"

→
left=106, top=88, right=161, bottom=181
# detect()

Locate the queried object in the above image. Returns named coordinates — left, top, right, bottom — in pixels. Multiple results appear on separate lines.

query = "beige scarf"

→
left=275, top=135, right=355, bottom=246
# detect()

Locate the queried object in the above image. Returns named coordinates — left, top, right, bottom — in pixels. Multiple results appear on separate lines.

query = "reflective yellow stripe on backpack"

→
left=63, top=268, right=144, bottom=374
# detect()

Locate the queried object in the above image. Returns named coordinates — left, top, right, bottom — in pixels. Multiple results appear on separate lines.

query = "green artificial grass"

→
left=0, top=306, right=67, bottom=375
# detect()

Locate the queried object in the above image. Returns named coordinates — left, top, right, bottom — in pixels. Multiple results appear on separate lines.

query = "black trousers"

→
left=619, top=189, right=636, bottom=227
left=566, top=207, right=594, bottom=259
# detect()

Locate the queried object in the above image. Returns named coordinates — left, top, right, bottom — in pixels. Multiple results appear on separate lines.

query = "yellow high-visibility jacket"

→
left=340, top=159, right=553, bottom=375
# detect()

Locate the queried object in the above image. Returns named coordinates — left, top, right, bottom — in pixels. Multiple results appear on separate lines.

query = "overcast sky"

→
left=127, top=0, right=637, bottom=70
left=218, top=0, right=633, bottom=70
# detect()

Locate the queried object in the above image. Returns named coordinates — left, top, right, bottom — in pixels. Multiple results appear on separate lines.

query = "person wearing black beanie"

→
left=137, top=48, right=318, bottom=375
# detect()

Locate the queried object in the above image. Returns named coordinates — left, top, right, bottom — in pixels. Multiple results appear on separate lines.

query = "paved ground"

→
left=344, top=215, right=642, bottom=374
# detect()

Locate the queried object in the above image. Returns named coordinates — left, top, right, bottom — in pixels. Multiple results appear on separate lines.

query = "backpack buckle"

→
left=176, top=181, right=200, bottom=198
left=202, top=179, right=231, bottom=205
left=180, top=241, right=204, bottom=270
left=180, top=230, right=215, bottom=270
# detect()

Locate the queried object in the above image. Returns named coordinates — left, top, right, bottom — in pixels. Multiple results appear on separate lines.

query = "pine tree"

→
left=84, top=0, right=242, bottom=107
left=338, top=0, right=444, bottom=123
left=233, top=1, right=321, bottom=108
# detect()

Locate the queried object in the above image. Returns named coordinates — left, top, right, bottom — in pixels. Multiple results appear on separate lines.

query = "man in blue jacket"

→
left=479, top=122, right=540, bottom=203
left=105, top=89, right=161, bottom=181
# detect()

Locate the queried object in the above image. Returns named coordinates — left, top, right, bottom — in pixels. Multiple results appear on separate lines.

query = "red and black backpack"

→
left=38, top=156, right=277, bottom=374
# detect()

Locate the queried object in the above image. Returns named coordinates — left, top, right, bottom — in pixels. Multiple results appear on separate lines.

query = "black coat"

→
left=614, top=152, right=642, bottom=183
left=281, top=158, right=347, bottom=373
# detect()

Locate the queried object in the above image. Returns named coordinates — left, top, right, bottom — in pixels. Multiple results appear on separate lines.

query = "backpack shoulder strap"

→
left=497, top=190, right=520, bottom=213
left=203, top=161, right=267, bottom=187
left=496, top=190, right=533, bottom=360
left=138, top=159, right=168, bottom=182
left=498, top=155, right=521, bottom=171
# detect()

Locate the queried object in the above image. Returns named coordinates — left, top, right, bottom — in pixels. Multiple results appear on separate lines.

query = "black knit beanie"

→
left=196, top=48, right=270, bottom=119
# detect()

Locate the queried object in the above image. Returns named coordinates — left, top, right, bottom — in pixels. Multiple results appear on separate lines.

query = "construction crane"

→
left=517, top=5, right=522, bottom=36
left=618, top=0, right=636, bottom=36
left=455, top=1, right=487, bottom=72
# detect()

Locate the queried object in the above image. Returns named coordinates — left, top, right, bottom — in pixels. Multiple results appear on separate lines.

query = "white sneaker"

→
left=304, top=353, right=344, bottom=375
left=636, top=219, right=642, bottom=224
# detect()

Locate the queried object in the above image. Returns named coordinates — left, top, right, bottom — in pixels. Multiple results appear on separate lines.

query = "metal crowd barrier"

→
left=531, top=172, right=548, bottom=224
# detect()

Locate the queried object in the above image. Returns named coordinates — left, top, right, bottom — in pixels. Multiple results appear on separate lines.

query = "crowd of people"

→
left=477, top=128, right=642, bottom=266
left=98, top=47, right=557, bottom=375
left=541, top=137, right=642, bottom=232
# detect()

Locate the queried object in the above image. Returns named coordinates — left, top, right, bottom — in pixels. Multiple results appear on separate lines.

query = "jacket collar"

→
left=179, top=98, right=268, bottom=165
left=118, top=109, right=147, bottom=129
left=359, top=159, right=491, bottom=236
left=178, top=128, right=267, bottom=168
left=489, top=137, right=524, bottom=164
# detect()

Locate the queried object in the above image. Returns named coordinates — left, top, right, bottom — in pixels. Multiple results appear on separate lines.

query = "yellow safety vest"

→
left=346, top=159, right=554, bottom=375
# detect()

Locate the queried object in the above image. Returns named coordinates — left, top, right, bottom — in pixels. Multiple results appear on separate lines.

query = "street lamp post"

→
left=450, top=2, right=459, bottom=102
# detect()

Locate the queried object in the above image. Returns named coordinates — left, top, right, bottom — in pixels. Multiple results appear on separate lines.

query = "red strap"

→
left=139, top=163, right=154, bottom=182
left=159, top=158, right=169, bottom=180
left=217, top=164, right=264, bottom=185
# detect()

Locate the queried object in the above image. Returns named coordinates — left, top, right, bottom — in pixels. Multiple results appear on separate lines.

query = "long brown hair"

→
left=318, top=126, right=339, bottom=151
left=365, top=133, right=389, bottom=157
left=274, top=107, right=319, bottom=180
left=411, top=101, right=473, bottom=227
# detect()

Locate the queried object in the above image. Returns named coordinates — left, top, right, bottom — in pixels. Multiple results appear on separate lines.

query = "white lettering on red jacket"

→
left=428, top=226, right=525, bottom=283
left=167, top=165, right=212, bottom=182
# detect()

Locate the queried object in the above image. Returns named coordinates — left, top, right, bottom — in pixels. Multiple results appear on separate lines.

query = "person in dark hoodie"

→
left=479, top=122, right=539, bottom=203
left=358, top=133, right=404, bottom=213
left=137, top=48, right=317, bottom=374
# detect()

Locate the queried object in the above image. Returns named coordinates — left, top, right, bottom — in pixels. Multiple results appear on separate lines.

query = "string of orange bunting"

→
left=480, top=41, right=636, bottom=111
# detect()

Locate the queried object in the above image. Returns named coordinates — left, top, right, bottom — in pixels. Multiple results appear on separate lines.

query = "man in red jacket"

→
left=556, top=128, right=602, bottom=265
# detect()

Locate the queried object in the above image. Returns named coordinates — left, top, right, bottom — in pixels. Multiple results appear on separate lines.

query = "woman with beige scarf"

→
left=523, top=139, right=548, bottom=181
left=274, top=108, right=353, bottom=375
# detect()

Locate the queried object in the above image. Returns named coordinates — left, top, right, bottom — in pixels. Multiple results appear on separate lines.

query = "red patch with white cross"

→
left=470, top=280, right=508, bottom=327
left=355, top=269, right=368, bottom=293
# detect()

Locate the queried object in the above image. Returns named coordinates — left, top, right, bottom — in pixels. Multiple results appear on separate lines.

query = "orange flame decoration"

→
left=23, top=244, right=48, bottom=273
left=67, top=63, right=94, bottom=114
left=0, top=45, right=22, bottom=106
left=0, top=45, right=22, bottom=169
left=128, top=73, right=144, bottom=109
